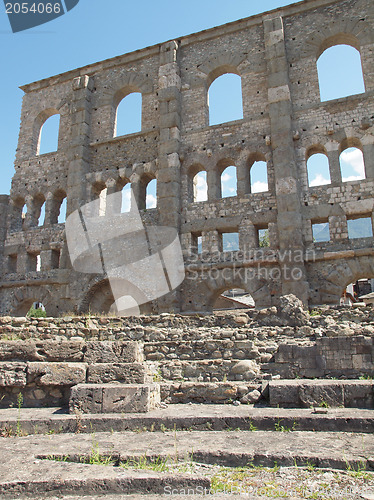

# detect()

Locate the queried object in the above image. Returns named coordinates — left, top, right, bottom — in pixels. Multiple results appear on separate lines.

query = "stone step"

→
left=157, top=358, right=262, bottom=382
left=144, top=339, right=262, bottom=361
left=267, top=379, right=374, bottom=408
left=1, top=405, right=373, bottom=435
left=0, top=428, right=372, bottom=500
left=0, top=340, right=144, bottom=363
left=69, top=383, right=160, bottom=414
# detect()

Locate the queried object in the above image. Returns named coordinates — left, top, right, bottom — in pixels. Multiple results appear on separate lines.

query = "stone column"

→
left=0, top=195, right=9, bottom=277
left=264, top=15, right=309, bottom=304
left=326, top=147, right=342, bottom=184
left=239, top=220, right=258, bottom=251
left=156, top=41, right=182, bottom=312
left=362, top=143, right=374, bottom=179
left=17, top=249, right=28, bottom=274
left=329, top=215, right=348, bottom=241
left=23, top=195, right=34, bottom=229
left=43, top=192, right=55, bottom=226
left=202, top=230, right=221, bottom=254
left=207, top=169, right=221, bottom=200
left=66, top=75, right=94, bottom=216
left=105, top=178, right=121, bottom=215
left=237, top=163, right=249, bottom=197
left=268, top=222, right=279, bottom=249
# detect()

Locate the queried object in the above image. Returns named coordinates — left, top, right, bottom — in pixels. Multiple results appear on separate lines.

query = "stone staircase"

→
left=0, top=340, right=160, bottom=412
left=0, top=308, right=373, bottom=497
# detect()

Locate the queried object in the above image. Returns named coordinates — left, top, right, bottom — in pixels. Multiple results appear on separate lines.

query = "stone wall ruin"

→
left=0, top=0, right=374, bottom=316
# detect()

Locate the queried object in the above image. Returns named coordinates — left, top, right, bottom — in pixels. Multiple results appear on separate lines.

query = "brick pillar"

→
left=264, top=15, right=309, bottom=304
left=202, top=230, right=221, bottom=254
left=329, top=215, right=348, bottom=241
left=239, top=220, right=258, bottom=251
left=156, top=41, right=182, bottom=312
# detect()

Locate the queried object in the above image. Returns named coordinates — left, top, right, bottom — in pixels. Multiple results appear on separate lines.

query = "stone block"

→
left=34, top=341, right=85, bottom=362
left=299, top=381, right=344, bottom=408
left=69, top=383, right=160, bottom=413
left=27, top=362, right=87, bottom=386
left=87, top=363, right=150, bottom=384
left=343, top=381, right=373, bottom=409
left=0, top=342, right=37, bottom=361
left=268, top=380, right=299, bottom=407
left=69, top=384, right=102, bottom=414
left=0, top=362, right=27, bottom=386
left=84, top=341, right=143, bottom=364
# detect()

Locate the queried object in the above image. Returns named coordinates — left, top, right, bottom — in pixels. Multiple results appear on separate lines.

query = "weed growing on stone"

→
left=153, top=368, right=163, bottom=382
left=120, top=454, right=169, bottom=472
left=274, top=418, right=298, bottom=432
left=248, top=419, right=258, bottom=432
left=47, top=455, right=69, bottom=462
left=16, top=392, right=23, bottom=437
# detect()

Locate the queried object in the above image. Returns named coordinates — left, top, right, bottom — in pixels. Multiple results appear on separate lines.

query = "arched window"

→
left=221, top=165, right=237, bottom=198
left=250, top=160, right=268, bottom=193
left=317, top=44, right=365, bottom=101
left=121, top=183, right=131, bottom=213
left=38, top=114, right=60, bottom=155
left=99, top=187, right=107, bottom=216
left=146, top=178, right=157, bottom=209
left=38, top=202, right=46, bottom=226
left=307, top=153, right=331, bottom=187
left=115, top=92, right=142, bottom=137
left=339, top=147, right=365, bottom=182
left=192, top=171, right=208, bottom=202
left=57, top=197, right=67, bottom=224
left=208, top=73, right=243, bottom=126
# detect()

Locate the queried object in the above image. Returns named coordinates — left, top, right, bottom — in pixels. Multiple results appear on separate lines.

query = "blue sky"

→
left=0, top=0, right=366, bottom=197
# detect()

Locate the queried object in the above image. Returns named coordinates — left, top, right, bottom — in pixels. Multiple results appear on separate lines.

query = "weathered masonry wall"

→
left=1, top=0, right=374, bottom=316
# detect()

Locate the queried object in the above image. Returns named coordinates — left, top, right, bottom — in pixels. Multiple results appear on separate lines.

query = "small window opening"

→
left=340, top=147, right=366, bottom=182
left=208, top=73, right=243, bottom=126
left=222, top=232, right=239, bottom=252
left=312, top=222, right=330, bottom=242
left=317, top=44, right=365, bottom=101
left=8, top=254, right=17, bottom=273
left=58, top=198, right=67, bottom=224
left=146, top=178, right=157, bottom=209
left=250, top=161, right=268, bottom=193
left=221, top=166, right=237, bottom=198
left=121, top=184, right=131, bottom=213
left=115, top=92, right=142, bottom=137
left=347, top=217, right=373, bottom=239
left=38, top=114, right=60, bottom=155
left=193, top=171, right=208, bottom=202
left=307, top=153, right=331, bottom=186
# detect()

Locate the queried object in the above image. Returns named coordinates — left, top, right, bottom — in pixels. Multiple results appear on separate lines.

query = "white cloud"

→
left=309, top=174, right=331, bottom=187
left=251, top=181, right=268, bottom=193
left=340, top=149, right=365, bottom=176
left=121, top=189, right=131, bottom=213
left=221, top=173, right=232, bottom=183
left=146, top=194, right=157, bottom=208
left=194, top=173, right=208, bottom=201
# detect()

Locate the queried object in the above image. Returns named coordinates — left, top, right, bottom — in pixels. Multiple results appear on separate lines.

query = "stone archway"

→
left=79, top=278, right=115, bottom=315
